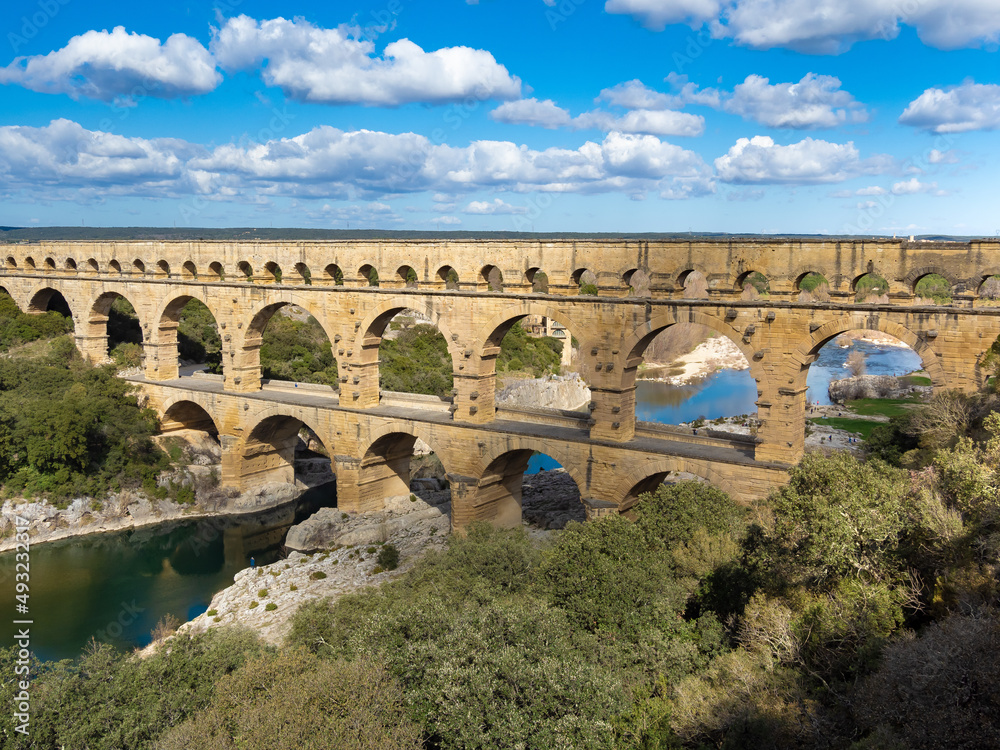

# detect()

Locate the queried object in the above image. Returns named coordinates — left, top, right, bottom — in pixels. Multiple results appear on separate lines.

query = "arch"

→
left=108, top=259, right=122, bottom=275
left=792, top=315, right=946, bottom=388
left=208, top=261, right=224, bottom=281
left=244, top=296, right=341, bottom=389
left=613, top=459, right=742, bottom=512
left=356, top=427, right=451, bottom=509
left=240, top=411, right=333, bottom=489
left=323, top=264, right=344, bottom=285
left=155, top=294, right=225, bottom=378
left=903, top=265, right=959, bottom=290
left=64, top=257, right=77, bottom=273
left=84, top=258, right=99, bottom=275
left=27, top=286, right=72, bottom=317
left=623, top=267, right=651, bottom=297
left=473, top=302, right=582, bottom=356
left=24, top=257, right=35, bottom=270
left=237, top=261, right=253, bottom=281
left=359, top=263, right=379, bottom=287
left=156, top=260, right=170, bottom=278
left=78, top=289, right=144, bottom=362
left=181, top=261, right=198, bottom=280
left=526, top=267, right=548, bottom=294
left=472, top=441, right=587, bottom=528
left=852, top=272, right=889, bottom=302
left=677, top=268, right=709, bottom=298
left=735, top=270, right=769, bottom=297
left=437, top=265, right=459, bottom=289
left=160, top=399, right=220, bottom=436
left=292, top=262, right=312, bottom=285
left=396, top=265, right=418, bottom=288
left=911, top=272, right=953, bottom=304
left=481, top=264, right=503, bottom=292
left=623, top=310, right=767, bottom=392
left=132, top=259, right=145, bottom=275
left=356, top=299, right=458, bottom=360
left=264, top=261, right=282, bottom=284
left=43, top=257, right=56, bottom=272
left=795, top=271, right=829, bottom=291
left=571, top=267, right=597, bottom=294
left=4, top=256, right=15, bottom=270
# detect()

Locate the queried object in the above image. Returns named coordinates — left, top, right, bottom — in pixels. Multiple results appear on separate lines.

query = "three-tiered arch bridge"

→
left=1, top=237, right=996, bottom=529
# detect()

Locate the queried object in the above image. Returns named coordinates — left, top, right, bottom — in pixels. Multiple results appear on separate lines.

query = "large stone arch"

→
left=236, top=408, right=334, bottom=490
left=471, top=302, right=583, bottom=355
left=350, top=424, right=453, bottom=513
left=790, top=314, right=946, bottom=388
left=76, top=287, right=145, bottom=362
left=159, top=397, right=221, bottom=435
left=622, top=309, right=768, bottom=391
left=238, top=293, right=341, bottom=391
left=613, top=458, right=743, bottom=513
left=27, top=283, right=75, bottom=317
left=148, top=292, right=227, bottom=381
left=461, top=438, right=588, bottom=528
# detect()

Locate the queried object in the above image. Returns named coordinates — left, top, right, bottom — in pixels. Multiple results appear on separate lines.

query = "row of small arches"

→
left=4, top=255, right=996, bottom=303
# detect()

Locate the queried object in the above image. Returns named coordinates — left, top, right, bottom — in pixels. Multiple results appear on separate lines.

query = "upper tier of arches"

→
left=3, top=239, right=998, bottom=304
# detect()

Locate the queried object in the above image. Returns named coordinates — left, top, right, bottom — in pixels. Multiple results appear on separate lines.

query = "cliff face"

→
left=495, top=373, right=590, bottom=412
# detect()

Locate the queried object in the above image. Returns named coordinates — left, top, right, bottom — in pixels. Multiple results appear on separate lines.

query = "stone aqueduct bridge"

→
left=1, top=237, right=999, bottom=528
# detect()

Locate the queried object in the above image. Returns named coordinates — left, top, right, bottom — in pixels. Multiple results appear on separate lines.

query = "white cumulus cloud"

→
left=714, top=135, right=884, bottom=184
left=605, top=0, right=1000, bottom=53
left=463, top=198, right=528, bottom=214
left=891, top=178, right=940, bottom=195
left=490, top=98, right=572, bottom=128
left=0, top=27, right=220, bottom=102
left=211, top=15, right=521, bottom=106
left=899, top=81, right=1000, bottom=133
left=724, top=73, right=867, bottom=128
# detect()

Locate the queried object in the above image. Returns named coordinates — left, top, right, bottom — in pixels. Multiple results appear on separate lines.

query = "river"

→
left=3, top=339, right=922, bottom=660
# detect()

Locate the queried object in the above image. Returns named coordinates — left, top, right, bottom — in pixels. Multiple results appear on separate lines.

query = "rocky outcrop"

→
left=496, top=373, right=590, bottom=411
left=828, top=374, right=931, bottom=403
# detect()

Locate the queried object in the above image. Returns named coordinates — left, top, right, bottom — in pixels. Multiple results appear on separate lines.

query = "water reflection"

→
left=806, top=340, right=922, bottom=405
left=636, top=369, right=758, bottom=425
left=0, top=481, right=336, bottom=661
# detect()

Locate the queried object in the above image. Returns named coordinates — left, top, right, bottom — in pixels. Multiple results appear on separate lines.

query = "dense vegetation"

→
left=380, top=323, right=453, bottom=397
left=258, top=311, right=338, bottom=387
left=0, top=293, right=73, bottom=351
left=3, top=397, right=997, bottom=748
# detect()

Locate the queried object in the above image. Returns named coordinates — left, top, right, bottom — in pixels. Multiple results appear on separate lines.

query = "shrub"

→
left=310, top=571, right=327, bottom=580
left=257, top=589, right=268, bottom=598
left=265, top=602, right=277, bottom=612
left=249, top=601, right=258, bottom=609
left=376, top=544, right=400, bottom=572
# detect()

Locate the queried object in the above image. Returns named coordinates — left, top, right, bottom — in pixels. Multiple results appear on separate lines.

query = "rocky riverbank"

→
left=496, top=373, right=590, bottom=411
left=172, top=468, right=585, bottom=647
left=639, top=335, right=748, bottom=385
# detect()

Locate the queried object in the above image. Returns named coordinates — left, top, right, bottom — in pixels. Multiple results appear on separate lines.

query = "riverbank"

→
left=0, top=482, right=304, bottom=554
left=638, top=335, right=748, bottom=385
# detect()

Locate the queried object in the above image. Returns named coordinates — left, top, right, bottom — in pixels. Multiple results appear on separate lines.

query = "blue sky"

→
left=1, top=0, right=998, bottom=234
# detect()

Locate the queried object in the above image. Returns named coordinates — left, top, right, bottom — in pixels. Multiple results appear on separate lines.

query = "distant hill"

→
left=0, top=226, right=984, bottom=242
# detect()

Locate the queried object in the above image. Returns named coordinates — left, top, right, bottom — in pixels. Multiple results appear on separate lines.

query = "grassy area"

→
left=902, top=374, right=932, bottom=386
left=810, top=417, right=879, bottom=439
left=845, top=397, right=922, bottom=417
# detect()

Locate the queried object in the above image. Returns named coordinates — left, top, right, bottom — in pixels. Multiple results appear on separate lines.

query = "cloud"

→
left=928, top=148, right=960, bottom=164
left=899, top=81, right=1000, bottom=133
left=724, top=74, right=867, bottom=128
left=463, top=198, right=528, bottom=214
left=855, top=185, right=887, bottom=195
left=891, top=178, right=940, bottom=195
left=604, top=0, right=1000, bottom=53
left=1, top=119, right=714, bottom=204
left=211, top=15, right=521, bottom=106
left=490, top=98, right=572, bottom=128
left=0, top=27, right=220, bottom=103
left=714, top=135, right=885, bottom=184
left=597, top=79, right=674, bottom=109
left=573, top=109, right=705, bottom=136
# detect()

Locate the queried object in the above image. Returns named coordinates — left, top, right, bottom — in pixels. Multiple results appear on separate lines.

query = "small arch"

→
left=795, top=271, right=830, bottom=302
left=623, top=268, right=651, bottom=297
left=181, top=261, right=198, bottom=280
left=237, top=261, right=253, bottom=281
left=526, top=268, right=548, bottom=294
left=736, top=270, right=769, bottom=299
left=853, top=272, right=889, bottom=303
left=396, top=265, right=418, bottom=288
left=64, top=258, right=77, bottom=273
left=481, top=264, right=503, bottom=292
left=108, top=260, right=122, bottom=275
left=84, top=258, right=99, bottom=275
left=132, top=259, right=145, bottom=275
left=677, top=269, right=708, bottom=299
left=571, top=268, right=597, bottom=295
left=437, top=265, right=459, bottom=289
left=208, top=262, right=224, bottom=281
left=4, top=256, right=16, bottom=270
left=293, top=262, right=312, bottom=285
left=264, top=262, right=282, bottom=284
left=24, top=257, right=35, bottom=270
left=156, top=260, right=170, bottom=278
left=324, top=264, right=344, bottom=285
left=912, top=273, right=952, bottom=304
left=43, top=258, right=56, bottom=272
left=359, top=264, right=379, bottom=287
